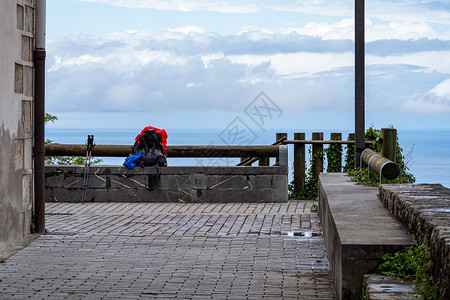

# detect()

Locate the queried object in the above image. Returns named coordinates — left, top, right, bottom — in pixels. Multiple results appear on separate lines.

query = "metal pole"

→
left=34, top=0, right=46, bottom=234
left=355, top=0, right=365, bottom=167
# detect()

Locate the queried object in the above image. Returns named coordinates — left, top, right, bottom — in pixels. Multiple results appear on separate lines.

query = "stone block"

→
left=95, top=188, right=138, bottom=202
left=24, top=66, right=33, bottom=97
left=206, top=175, right=249, bottom=190
left=363, top=275, right=420, bottom=300
left=109, top=174, right=148, bottom=189
left=14, top=63, right=23, bottom=94
left=24, top=5, right=34, bottom=33
left=14, top=139, right=24, bottom=171
left=22, top=174, right=31, bottom=207
left=45, top=172, right=64, bottom=188
left=21, top=35, right=31, bottom=62
left=23, top=138, right=32, bottom=170
left=64, top=173, right=106, bottom=189
left=46, top=187, right=94, bottom=203
left=22, top=100, right=32, bottom=136
left=17, top=4, right=24, bottom=30
left=136, top=188, right=174, bottom=202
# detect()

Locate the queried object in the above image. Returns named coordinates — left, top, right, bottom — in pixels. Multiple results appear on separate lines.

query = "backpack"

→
left=128, top=127, right=168, bottom=168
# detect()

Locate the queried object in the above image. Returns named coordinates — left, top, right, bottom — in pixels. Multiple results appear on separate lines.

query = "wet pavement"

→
left=0, top=201, right=335, bottom=299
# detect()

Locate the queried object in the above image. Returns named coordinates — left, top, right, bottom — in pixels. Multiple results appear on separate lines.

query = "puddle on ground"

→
left=285, top=231, right=322, bottom=237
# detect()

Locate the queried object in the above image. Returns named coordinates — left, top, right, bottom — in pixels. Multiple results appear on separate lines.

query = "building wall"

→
left=0, top=0, right=35, bottom=251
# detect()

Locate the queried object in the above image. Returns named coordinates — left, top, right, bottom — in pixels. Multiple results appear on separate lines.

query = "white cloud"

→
left=281, top=18, right=354, bottom=40
left=367, top=51, right=450, bottom=74
left=78, top=0, right=260, bottom=13
left=429, top=78, right=450, bottom=99
left=228, top=52, right=353, bottom=77
left=45, top=22, right=450, bottom=117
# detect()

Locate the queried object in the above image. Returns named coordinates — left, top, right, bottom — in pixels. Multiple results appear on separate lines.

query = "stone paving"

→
left=0, top=201, right=335, bottom=299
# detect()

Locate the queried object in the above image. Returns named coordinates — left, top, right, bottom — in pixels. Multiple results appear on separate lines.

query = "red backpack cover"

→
left=135, top=126, right=168, bottom=153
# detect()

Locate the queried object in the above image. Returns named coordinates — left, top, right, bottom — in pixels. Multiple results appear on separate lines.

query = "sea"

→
left=45, top=128, right=450, bottom=189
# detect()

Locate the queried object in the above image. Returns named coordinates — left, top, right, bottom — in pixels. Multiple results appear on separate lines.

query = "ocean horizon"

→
left=45, top=127, right=450, bottom=189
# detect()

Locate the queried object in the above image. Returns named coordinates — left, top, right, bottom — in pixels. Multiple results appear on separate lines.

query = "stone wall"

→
left=0, top=0, right=35, bottom=251
left=379, top=184, right=450, bottom=300
left=45, top=165, right=289, bottom=203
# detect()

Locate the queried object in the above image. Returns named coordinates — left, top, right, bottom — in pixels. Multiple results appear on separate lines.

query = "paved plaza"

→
left=1, top=201, right=335, bottom=299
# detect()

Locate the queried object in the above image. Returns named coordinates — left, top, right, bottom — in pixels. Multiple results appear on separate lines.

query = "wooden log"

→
left=361, top=149, right=400, bottom=180
left=283, top=140, right=373, bottom=145
left=45, top=144, right=279, bottom=158
left=294, top=133, right=305, bottom=196
left=312, top=132, right=324, bottom=181
left=380, top=128, right=397, bottom=162
left=275, top=133, right=287, bottom=163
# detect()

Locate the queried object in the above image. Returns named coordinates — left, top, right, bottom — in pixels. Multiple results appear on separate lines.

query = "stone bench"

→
left=318, top=173, right=412, bottom=300
left=46, top=163, right=288, bottom=203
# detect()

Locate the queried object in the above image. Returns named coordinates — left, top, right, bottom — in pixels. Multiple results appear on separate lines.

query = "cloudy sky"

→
left=45, top=0, right=450, bottom=132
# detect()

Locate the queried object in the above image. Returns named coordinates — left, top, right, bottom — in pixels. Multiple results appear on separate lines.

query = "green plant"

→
left=325, top=135, right=342, bottom=173
left=347, top=125, right=415, bottom=186
left=289, top=126, right=415, bottom=199
left=44, top=113, right=102, bottom=166
left=310, top=203, right=318, bottom=212
left=377, top=239, right=439, bottom=299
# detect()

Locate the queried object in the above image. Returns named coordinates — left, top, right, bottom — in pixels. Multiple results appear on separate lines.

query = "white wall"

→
left=0, top=0, right=35, bottom=251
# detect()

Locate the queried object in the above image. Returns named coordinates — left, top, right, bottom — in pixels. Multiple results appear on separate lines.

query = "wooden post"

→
left=294, top=133, right=305, bottom=196
left=312, top=132, right=324, bottom=181
left=328, top=133, right=342, bottom=172
left=275, top=133, right=287, bottom=164
left=258, top=157, right=270, bottom=166
left=380, top=128, right=397, bottom=162
left=355, top=0, right=365, bottom=167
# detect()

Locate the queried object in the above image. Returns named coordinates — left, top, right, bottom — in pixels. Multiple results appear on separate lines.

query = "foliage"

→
left=44, top=113, right=102, bottom=166
left=377, top=239, right=439, bottom=299
left=325, top=134, right=342, bottom=173
left=289, top=125, right=415, bottom=199
left=44, top=113, right=58, bottom=124
left=343, top=134, right=354, bottom=172
left=348, top=125, right=415, bottom=186
left=288, top=148, right=322, bottom=200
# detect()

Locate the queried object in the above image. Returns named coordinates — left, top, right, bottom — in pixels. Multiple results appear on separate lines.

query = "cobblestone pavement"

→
left=0, top=201, right=335, bottom=299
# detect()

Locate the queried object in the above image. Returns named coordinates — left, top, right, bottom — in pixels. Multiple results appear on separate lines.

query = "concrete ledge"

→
left=379, top=184, right=450, bottom=300
left=363, top=275, right=420, bottom=299
left=45, top=165, right=288, bottom=203
left=318, top=173, right=412, bottom=300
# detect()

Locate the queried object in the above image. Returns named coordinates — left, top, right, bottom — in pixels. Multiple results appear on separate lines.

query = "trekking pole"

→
left=81, top=135, right=95, bottom=203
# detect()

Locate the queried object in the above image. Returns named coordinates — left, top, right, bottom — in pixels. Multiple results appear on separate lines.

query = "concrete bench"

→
left=318, top=173, right=412, bottom=300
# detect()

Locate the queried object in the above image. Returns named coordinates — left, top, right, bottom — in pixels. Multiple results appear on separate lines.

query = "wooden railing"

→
left=45, top=128, right=397, bottom=198
left=275, top=128, right=397, bottom=196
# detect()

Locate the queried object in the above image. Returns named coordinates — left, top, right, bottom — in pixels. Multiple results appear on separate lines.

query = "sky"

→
left=45, top=0, right=450, bottom=132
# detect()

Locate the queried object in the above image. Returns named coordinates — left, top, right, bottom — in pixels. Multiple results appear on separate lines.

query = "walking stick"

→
left=81, top=135, right=95, bottom=203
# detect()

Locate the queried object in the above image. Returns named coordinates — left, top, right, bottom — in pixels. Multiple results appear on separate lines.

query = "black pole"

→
left=355, top=0, right=365, bottom=167
left=34, top=49, right=46, bottom=234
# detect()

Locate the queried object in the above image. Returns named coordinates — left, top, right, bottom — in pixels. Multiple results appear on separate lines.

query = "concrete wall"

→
left=318, top=173, right=411, bottom=300
left=0, top=0, right=35, bottom=251
left=45, top=165, right=289, bottom=203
